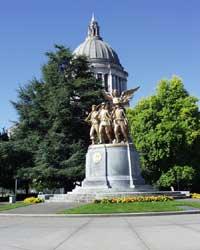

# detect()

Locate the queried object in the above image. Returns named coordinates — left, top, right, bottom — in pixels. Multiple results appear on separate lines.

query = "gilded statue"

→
left=112, top=104, right=128, bottom=143
left=85, top=105, right=99, bottom=144
left=98, top=103, right=113, bottom=144
left=86, top=87, right=140, bottom=144
left=103, top=87, right=140, bottom=106
left=103, top=87, right=140, bottom=143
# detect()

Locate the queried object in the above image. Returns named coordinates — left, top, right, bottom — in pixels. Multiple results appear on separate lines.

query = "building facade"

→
left=74, top=15, right=128, bottom=94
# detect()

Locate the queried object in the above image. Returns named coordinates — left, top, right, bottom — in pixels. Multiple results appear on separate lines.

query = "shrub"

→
left=23, top=197, right=44, bottom=204
left=0, top=196, right=9, bottom=202
left=156, top=165, right=196, bottom=190
left=94, top=195, right=173, bottom=204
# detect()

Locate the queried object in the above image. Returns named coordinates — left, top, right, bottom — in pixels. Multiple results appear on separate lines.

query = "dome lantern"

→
left=87, top=14, right=101, bottom=39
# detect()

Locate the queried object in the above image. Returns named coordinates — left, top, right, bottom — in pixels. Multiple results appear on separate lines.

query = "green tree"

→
left=156, top=165, right=196, bottom=191
left=0, top=141, right=32, bottom=192
left=11, top=45, right=103, bottom=192
left=127, top=76, right=200, bottom=190
left=0, top=128, right=9, bottom=142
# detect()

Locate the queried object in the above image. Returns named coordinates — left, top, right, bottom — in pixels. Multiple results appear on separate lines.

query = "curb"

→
left=0, top=210, right=200, bottom=217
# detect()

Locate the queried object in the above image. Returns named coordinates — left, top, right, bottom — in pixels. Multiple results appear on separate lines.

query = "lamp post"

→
left=15, top=178, right=18, bottom=196
left=9, top=178, right=17, bottom=204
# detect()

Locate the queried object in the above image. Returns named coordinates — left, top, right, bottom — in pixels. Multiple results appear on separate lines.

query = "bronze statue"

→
left=103, top=87, right=140, bottom=143
left=98, top=103, right=113, bottom=144
left=85, top=87, right=140, bottom=144
left=85, top=105, right=99, bottom=144
left=103, top=87, right=140, bottom=106
left=112, top=104, right=128, bottom=143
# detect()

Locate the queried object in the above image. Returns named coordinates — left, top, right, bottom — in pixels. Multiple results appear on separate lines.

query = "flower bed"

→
left=23, top=197, right=44, bottom=204
left=191, top=193, right=200, bottom=199
left=94, top=195, right=173, bottom=204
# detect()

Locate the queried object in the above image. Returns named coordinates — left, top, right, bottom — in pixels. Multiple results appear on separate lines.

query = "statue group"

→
left=85, top=87, right=139, bottom=144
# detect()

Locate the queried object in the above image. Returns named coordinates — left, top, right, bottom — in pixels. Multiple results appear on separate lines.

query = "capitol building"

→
left=74, top=15, right=128, bottom=94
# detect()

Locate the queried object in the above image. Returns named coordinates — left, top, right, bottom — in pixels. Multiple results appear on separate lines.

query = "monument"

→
left=49, top=88, right=158, bottom=203
left=49, top=16, right=187, bottom=202
left=49, top=86, right=187, bottom=202
left=82, top=87, right=148, bottom=190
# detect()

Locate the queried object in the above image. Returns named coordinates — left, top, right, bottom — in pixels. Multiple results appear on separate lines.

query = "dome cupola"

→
left=74, top=14, right=121, bottom=66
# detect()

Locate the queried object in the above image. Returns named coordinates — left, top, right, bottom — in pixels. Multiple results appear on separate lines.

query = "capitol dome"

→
left=74, top=32, right=121, bottom=66
left=74, top=15, right=128, bottom=94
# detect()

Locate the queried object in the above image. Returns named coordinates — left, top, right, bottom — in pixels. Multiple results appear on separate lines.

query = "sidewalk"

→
left=1, top=214, right=200, bottom=250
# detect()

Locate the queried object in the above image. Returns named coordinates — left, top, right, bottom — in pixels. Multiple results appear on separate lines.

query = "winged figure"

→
left=103, top=87, right=140, bottom=106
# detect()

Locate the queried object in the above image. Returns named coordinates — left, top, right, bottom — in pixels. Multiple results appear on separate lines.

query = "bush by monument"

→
left=127, top=76, right=200, bottom=191
left=156, top=165, right=196, bottom=190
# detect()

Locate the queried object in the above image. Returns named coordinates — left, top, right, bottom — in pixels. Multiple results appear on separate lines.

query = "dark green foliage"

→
left=127, top=76, right=200, bottom=190
left=9, top=45, right=103, bottom=191
left=0, top=141, right=32, bottom=191
left=0, top=128, right=9, bottom=142
left=156, top=165, right=196, bottom=190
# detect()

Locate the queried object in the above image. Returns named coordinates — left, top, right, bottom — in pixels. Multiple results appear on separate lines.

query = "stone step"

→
left=48, top=190, right=188, bottom=203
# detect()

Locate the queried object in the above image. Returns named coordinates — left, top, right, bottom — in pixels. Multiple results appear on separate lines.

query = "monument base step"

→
left=48, top=188, right=190, bottom=203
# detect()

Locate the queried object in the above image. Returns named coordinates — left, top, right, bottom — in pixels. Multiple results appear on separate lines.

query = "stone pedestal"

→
left=48, top=143, right=189, bottom=202
left=52, top=143, right=155, bottom=202
left=49, top=143, right=160, bottom=202
left=82, top=143, right=147, bottom=190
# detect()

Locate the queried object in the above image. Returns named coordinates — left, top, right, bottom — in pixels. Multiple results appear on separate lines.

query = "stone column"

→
left=112, top=75, right=116, bottom=91
left=102, top=74, right=105, bottom=88
left=124, top=79, right=127, bottom=91
left=104, top=74, right=108, bottom=92
left=121, top=79, right=125, bottom=92
left=108, top=71, right=113, bottom=92
left=119, top=77, right=122, bottom=94
left=116, top=76, right=119, bottom=93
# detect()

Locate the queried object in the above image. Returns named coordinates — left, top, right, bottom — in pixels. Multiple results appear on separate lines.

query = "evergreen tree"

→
left=127, top=76, right=200, bottom=190
left=0, top=128, right=9, bottom=142
left=11, top=45, right=103, bottom=191
left=0, top=140, right=32, bottom=192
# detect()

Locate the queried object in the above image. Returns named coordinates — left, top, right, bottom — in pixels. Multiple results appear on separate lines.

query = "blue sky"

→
left=0, top=0, right=200, bottom=128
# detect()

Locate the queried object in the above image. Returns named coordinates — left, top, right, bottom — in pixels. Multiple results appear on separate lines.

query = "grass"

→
left=0, top=202, right=30, bottom=212
left=62, top=200, right=200, bottom=214
left=178, top=201, right=200, bottom=209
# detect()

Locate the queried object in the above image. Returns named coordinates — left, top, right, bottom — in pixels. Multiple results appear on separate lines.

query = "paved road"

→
left=0, top=202, right=80, bottom=214
left=0, top=214, right=200, bottom=250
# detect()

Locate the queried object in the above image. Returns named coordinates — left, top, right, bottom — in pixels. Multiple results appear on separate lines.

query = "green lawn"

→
left=0, top=202, right=30, bottom=212
left=62, top=200, right=200, bottom=214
